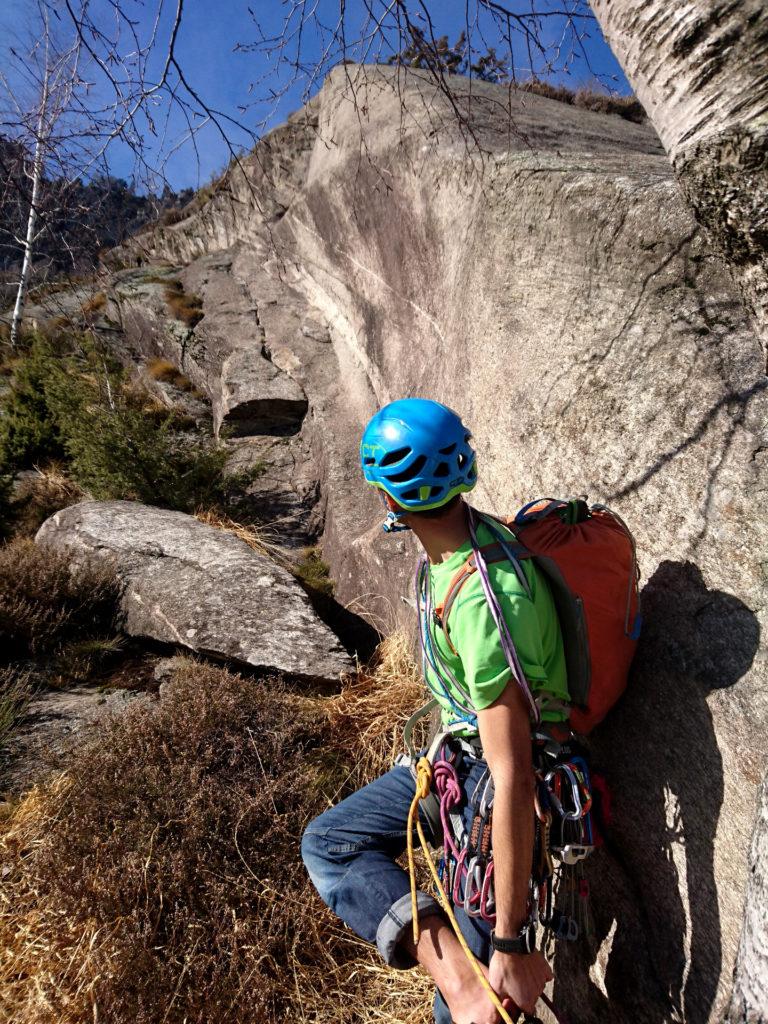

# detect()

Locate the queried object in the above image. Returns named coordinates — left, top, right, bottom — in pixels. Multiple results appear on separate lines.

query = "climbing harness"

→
left=406, top=739, right=584, bottom=1024
left=406, top=730, right=596, bottom=935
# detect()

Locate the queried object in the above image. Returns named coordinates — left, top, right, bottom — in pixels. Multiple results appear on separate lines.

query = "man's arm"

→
left=477, top=682, right=553, bottom=1015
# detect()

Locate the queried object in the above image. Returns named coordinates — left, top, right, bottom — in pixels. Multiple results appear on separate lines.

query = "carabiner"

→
left=452, top=846, right=470, bottom=907
left=480, top=859, right=496, bottom=922
left=463, top=855, right=484, bottom=918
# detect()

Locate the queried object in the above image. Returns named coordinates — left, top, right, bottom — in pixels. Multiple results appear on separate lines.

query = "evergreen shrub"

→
left=0, top=336, right=234, bottom=515
left=0, top=338, right=65, bottom=470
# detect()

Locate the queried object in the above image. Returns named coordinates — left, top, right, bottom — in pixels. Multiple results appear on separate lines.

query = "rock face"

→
left=729, top=770, right=768, bottom=1023
left=36, top=502, right=352, bottom=683
left=124, top=67, right=766, bottom=1024
left=1, top=687, right=141, bottom=796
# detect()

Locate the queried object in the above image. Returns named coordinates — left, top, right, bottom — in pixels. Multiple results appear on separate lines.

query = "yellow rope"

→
left=407, top=756, right=516, bottom=1024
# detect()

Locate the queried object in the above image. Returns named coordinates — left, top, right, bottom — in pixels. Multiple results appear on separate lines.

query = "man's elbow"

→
left=489, top=754, right=535, bottom=797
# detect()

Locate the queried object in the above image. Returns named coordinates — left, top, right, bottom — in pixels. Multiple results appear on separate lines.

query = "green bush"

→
left=0, top=338, right=65, bottom=470
left=0, top=336, right=234, bottom=515
left=296, top=546, right=335, bottom=597
left=46, top=354, right=228, bottom=510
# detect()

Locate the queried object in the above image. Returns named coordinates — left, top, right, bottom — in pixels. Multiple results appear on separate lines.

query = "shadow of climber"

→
left=551, top=560, right=760, bottom=1024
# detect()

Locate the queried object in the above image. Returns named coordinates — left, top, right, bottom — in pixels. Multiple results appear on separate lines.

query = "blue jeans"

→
left=301, top=756, right=493, bottom=1024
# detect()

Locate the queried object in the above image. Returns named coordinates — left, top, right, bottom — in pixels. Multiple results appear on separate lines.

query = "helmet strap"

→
left=382, top=508, right=411, bottom=534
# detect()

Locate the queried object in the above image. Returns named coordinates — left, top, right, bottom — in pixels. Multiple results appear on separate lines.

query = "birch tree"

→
left=1, top=0, right=248, bottom=348
left=587, top=0, right=768, bottom=358
left=1, top=8, right=84, bottom=347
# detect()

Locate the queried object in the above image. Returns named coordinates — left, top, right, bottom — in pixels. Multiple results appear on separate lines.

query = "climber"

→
left=301, top=398, right=567, bottom=1024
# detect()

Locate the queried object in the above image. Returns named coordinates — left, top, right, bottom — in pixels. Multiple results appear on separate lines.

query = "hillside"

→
left=0, top=135, right=192, bottom=304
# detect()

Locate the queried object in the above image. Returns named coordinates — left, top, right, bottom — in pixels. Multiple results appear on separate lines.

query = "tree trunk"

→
left=728, top=771, right=768, bottom=1023
left=588, top=0, right=768, bottom=359
left=10, top=62, right=48, bottom=349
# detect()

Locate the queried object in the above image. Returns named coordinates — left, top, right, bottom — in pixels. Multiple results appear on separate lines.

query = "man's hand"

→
left=488, top=949, right=553, bottom=1017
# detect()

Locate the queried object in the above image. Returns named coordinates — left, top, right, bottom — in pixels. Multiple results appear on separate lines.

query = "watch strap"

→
left=491, top=923, right=537, bottom=954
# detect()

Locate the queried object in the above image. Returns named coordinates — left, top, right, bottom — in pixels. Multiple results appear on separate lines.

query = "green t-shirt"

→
left=424, top=520, right=569, bottom=732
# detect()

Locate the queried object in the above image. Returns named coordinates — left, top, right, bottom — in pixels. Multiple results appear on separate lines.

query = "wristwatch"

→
left=491, top=921, right=537, bottom=955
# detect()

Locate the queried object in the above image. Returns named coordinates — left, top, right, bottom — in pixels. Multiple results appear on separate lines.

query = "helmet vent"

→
left=434, top=462, right=450, bottom=477
left=386, top=454, right=427, bottom=483
left=457, top=452, right=467, bottom=469
left=380, top=446, right=411, bottom=467
left=363, top=456, right=375, bottom=466
left=439, top=443, right=456, bottom=455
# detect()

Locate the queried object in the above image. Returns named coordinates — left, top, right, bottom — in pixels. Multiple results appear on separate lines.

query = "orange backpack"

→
left=436, top=499, right=641, bottom=733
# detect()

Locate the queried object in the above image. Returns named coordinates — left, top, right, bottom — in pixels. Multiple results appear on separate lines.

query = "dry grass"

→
left=42, top=313, right=74, bottom=335
left=324, top=631, right=427, bottom=789
left=0, top=537, right=120, bottom=666
left=164, top=282, right=204, bottom=328
left=80, top=292, right=107, bottom=317
left=145, top=356, right=196, bottom=392
left=521, top=79, right=646, bottom=123
left=0, top=642, right=432, bottom=1024
left=195, top=507, right=295, bottom=570
left=10, top=465, right=86, bottom=539
left=0, top=666, right=34, bottom=746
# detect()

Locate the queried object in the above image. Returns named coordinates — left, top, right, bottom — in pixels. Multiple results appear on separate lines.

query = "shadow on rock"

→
left=552, top=560, right=760, bottom=1024
left=301, top=588, right=381, bottom=664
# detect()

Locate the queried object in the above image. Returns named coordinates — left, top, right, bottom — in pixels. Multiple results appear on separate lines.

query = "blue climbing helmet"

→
left=360, top=398, right=477, bottom=516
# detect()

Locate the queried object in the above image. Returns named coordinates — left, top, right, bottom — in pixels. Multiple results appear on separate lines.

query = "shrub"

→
left=0, top=663, right=331, bottom=1024
left=0, top=641, right=430, bottom=1024
left=0, top=472, right=13, bottom=539
left=164, top=283, right=203, bottom=328
left=0, top=336, right=232, bottom=514
left=296, top=546, right=335, bottom=597
left=160, top=207, right=187, bottom=226
left=43, top=344, right=229, bottom=512
left=0, top=337, right=65, bottom=471
left=0, top=538, right=121, bottom=665
left=9, top=466, right=85, bottom=540
left=145, top=356, right=195, bottom=391
left=573, top=87, right=646, bottom=123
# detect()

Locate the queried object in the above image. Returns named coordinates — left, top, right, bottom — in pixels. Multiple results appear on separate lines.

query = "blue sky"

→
left=0, top=1, right=629, bottom=192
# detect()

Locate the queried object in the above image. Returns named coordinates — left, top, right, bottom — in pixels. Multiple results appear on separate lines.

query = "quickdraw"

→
left=531, top=732, right=597, bottom=944
left=423, top=731, right=597, bottom=943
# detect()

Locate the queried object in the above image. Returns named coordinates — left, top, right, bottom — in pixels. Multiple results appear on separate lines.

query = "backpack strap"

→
left=435, top=540, right=532, bottom=656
